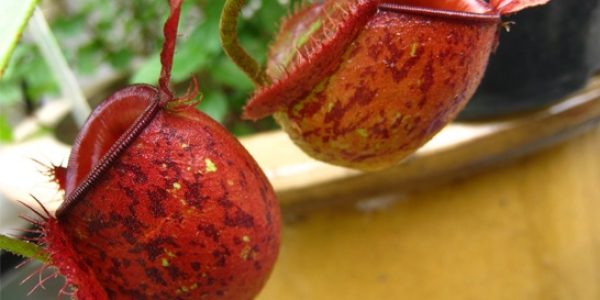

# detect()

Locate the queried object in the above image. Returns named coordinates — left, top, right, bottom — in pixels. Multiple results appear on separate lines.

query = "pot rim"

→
left=378, top=3, right=501, bottom=23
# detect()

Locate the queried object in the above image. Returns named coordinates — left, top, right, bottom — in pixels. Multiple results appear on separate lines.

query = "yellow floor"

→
left=259, top=126, right=600, bottom=300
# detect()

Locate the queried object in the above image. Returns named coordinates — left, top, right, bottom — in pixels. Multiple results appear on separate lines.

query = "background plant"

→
left=0, top=0, right=301, bottom=141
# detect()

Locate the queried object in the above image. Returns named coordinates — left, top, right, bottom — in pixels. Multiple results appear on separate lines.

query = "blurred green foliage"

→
left=0, top=115, right=13, bottom=142
left=0, top=0, right=300, bottom=139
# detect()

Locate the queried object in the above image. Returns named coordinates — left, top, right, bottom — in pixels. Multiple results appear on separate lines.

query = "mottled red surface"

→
left=243, top=0, right=549, bottom=171
left=243, top=0, right=379, bottom=120
left=243, top=0, right=497, bottom=122
left=260, top=1, right=499, bottom=170
left=39, top=1, right=280, bottom=298
left=46, top=85, right=280, bottom=300
left=277, top=11, right=497, bottom=170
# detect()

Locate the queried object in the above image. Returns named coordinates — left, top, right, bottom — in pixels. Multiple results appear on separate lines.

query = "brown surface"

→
left=259, top=125, right=600, bottom=300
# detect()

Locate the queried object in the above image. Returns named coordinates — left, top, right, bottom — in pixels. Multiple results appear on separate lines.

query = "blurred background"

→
left=2, top=0, right=600, bottom=299
left=3, top=0, right=599, bottom=143
left=0, top=0, right=306, bottom=145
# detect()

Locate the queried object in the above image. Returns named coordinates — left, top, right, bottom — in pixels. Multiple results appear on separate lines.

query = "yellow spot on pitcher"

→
left=162, top=258, right=170, bottom=267
left=205, top=158, right=217, bottom=173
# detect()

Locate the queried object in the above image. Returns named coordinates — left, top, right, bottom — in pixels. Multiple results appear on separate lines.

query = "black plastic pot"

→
left=460, top=0, right=600, bottom=120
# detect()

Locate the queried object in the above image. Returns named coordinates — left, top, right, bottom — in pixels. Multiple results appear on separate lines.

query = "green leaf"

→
left=51, top=14, right=86, bottom=37
left=0, top=0, right=40, bottom=78
left=108, top=48, right=134, bottom=70
left=238, top=33, right=268, bottom=65
left=130, top=53, right=161, bottom=84
left=171, top=20, right=221, bottom=82
left=2, top=44, right=31, bottom=80
left=0, top=43, right=58, bottom=104
left=76, top=42, right=103, bottom=75
left=211, top=55, right=254, bottom=92
left=197, top=91, right=229, bottom=123
left=0, top=82, right=23, bottom=106
left=0, top=115, right=14, bottom=142
left=254, top=0, right=288, bottom=34
left=21, top=50, right=59, bottom=100
left=0, top=234, right=49, bottom=263
left=230, top=122, right=255, bottom=136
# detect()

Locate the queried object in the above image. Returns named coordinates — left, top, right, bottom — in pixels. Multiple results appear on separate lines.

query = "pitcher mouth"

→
left=56, top=85, right=161, bottom=218
left=378, top=3, right=501, bottom=23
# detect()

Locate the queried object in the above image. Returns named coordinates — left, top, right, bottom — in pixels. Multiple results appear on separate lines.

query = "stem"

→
left=0, top=234, right=50, bottom=263
left=220, top=0, right=268, bottom=86
left=158, top=0, right=183, bottom=103
left=28, top=7, right=91, bottom=127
